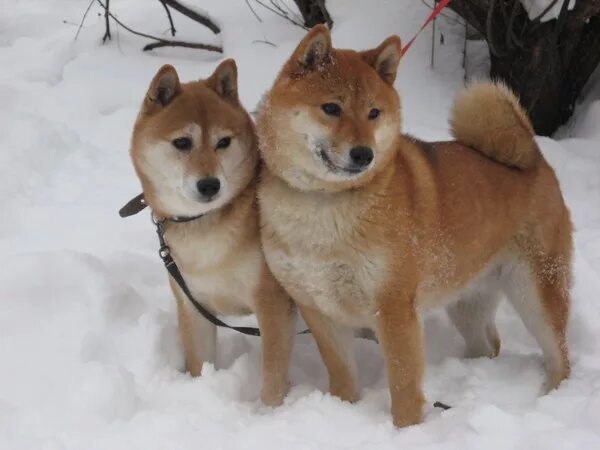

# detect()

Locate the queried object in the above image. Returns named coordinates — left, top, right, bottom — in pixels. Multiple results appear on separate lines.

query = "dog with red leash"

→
left=257, top=25, right=572, bottom=427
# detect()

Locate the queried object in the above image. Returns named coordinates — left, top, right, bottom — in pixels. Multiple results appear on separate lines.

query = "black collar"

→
left=119, top=193, right=146, bottom=217
left=165, top=213, right=205, bottom=223
left=119, top=193, right=204, bottom=223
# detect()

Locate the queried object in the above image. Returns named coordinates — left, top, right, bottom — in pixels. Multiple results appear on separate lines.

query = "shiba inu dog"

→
left=256, top=25, right=572, bottom=427
left=130, top=60, right=294, bottom=405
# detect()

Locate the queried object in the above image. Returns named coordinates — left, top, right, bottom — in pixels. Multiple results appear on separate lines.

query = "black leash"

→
left=120, top=193, right=262, bottom=336
left=153, top=216, right=263, bottom=336
left=119, top=193, right=205, bottom=223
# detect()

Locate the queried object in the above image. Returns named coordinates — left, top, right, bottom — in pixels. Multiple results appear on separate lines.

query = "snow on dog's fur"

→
left=257, top=25, right=572, bottom=427
left=130, top=60, right=294, bottom=406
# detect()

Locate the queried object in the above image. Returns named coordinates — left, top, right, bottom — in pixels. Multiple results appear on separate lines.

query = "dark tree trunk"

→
left=450, top=0, right=600, bottom=136
left=292, top=0, right=333, bottom=28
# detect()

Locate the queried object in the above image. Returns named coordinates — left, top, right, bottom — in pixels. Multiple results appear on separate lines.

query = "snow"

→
left=519, top=0, right=576, bottom=22
left=1, top=0, right=600, bottom=448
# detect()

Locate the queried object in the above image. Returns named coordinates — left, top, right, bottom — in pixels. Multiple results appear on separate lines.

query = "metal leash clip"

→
left=152, top=214, right=173, bottom=266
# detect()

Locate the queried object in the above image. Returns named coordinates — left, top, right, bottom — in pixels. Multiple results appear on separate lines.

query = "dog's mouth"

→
left=318, top=149, right=366, bottom=175
left=195, top=193, right=220, bottom=204
left=179, top=185, right=224, bottom=213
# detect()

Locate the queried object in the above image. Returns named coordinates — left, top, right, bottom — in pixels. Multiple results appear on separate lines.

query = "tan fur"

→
left=130, top=60, right=294, bottom=405
left=450, top=81, right=539, bottom=169
left=257, top=26, right=572, bottom=427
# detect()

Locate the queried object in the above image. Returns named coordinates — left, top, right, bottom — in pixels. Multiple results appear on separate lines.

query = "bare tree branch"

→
left=159, top=0, right=177, bottom=36
left=102, top=0, right=111, bottom=42
left=95, top=0, right=222, bottom=53
left=245, top=0, right=263, bottom=22
left=279, top=0, right=306, bottom=24
left=75, top=0, right=95, bottom=40
left=253, top=0, right=308, bottom=29
left=143, top=40, right=220, bottom=51
left=160, top=0, right=221, bottom=34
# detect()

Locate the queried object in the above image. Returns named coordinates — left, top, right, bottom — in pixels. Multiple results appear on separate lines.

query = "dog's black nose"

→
left=196, top=177, right=221, bottom=199
left=349, top=146, right=374, bottom=167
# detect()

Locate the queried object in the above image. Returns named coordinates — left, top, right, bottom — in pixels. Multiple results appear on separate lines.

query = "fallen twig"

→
left=252, top=39, right=277, bottom=47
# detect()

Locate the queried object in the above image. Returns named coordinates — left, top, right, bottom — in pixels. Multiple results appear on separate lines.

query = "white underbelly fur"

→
left=416, top=254, right=511, bottom=311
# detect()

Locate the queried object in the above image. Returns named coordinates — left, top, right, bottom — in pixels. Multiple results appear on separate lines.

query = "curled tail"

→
left=450, top=81, right=539, bottom=169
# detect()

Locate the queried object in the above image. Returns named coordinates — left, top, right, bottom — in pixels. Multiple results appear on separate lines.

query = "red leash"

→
left=400, top=0, right=452, bottom=57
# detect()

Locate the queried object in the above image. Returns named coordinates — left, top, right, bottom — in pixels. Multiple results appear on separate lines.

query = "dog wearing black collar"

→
left=126, top=60, right=295, bottom=407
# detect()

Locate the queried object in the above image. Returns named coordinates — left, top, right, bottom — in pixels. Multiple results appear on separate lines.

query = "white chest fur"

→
left=259, top=175, right=386, bottom=327
left=165, top=222, right=262, bottom=316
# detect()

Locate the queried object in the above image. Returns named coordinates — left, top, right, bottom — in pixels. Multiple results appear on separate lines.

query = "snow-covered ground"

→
left=1, top=1, right=600, bottom=448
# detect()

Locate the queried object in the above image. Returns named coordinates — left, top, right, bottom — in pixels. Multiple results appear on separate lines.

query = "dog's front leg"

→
left=255, top=271, right=295, bottom=406
left=298, top=304, right=358, bottom=403
left=375, top=288, right=425, bottom=427
left=170, top=278, right=217, bottom=376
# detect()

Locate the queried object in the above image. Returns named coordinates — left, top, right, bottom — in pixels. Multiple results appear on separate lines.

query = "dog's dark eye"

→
left=172, top=137, right=192, bottom=151
left=216, top=136, right=231, bottom=150
left=368, top=108, right=381, bottom=120
left=321, top=103, right=342, bottom=117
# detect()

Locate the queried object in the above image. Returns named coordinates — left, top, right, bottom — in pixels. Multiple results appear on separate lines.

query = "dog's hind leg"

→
left=447, top=291, right=501, bottom=358
left=501, top=256, right=570, bottom=392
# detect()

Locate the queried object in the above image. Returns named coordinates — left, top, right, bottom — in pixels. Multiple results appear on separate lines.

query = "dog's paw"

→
left=261, top=383, right=289, bottom=407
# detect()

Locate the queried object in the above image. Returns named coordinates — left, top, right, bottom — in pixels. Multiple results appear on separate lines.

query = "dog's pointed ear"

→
left=144, top=65, right=181, bottom=111
left=291, top=24, right=332, bottom=71
left=361, top=36, right=402, bottom=85
left=207, top=59, right=238, bottom=102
